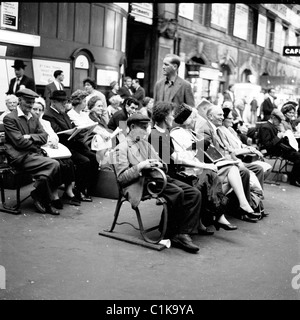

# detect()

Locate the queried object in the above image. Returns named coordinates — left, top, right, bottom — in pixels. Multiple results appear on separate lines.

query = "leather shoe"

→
left=62, top=193, right=81, bottom=206
left=44, top=204, right=60, bottom=216
left=31, top=191, right=45, bottom=213
left=240, top=215, right=258, bottom=223
left=171, top=234, right=199, bottom=253
left=51, top=199, right=64, bottom=209
left=198, top=228, right=214, bottom=236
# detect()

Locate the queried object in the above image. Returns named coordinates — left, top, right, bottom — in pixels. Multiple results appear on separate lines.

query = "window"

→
left=266, top=17, right=275, bottom=50
left=247, top=7, right=258, bottom=44
left=282, top=26, right=289, bottom=48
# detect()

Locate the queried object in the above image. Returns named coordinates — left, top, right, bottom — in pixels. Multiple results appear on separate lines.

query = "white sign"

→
left=256, top=14, right=267, bottom=47
left=179, top=3, right=194, bottom=21
left=96, top=69, right=118, bottom=86
left=273, top=21, right=282, bottom=54
left=32, top=59, right=71, bottom=87
left=233, top=4, right=249, bottom=40
left=0, top=2, right=18, bottom=30
left=74, top=55, right=89, bottom=70
left=130, top=3, right=153, bottom=25
left=211, top=4, right=229, bottom=30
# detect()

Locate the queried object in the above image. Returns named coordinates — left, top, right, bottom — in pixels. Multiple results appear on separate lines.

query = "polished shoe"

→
left=44, top=204, right=60, bottom=216
left=240, top=214, right=258, bottom=223
left=171, top=234, right=199, bottom=253
left=198, top=228, right=214, bottom=236
left=214, top=221, right=238, bottom=231
left=62, top=193, right=81, bottom=206
left=30, top=191, right=46, bottom=214
left=239, top=207, right=261, bottom=219
left=51, top=198, right=64, bottom=210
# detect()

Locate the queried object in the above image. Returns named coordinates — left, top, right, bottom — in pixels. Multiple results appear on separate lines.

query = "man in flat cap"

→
left=111, top=112, right=202, bottom=253
left=259, top=109, right=300, bottom=187
left=7, top=60, right=36, bottom=95
left=3, top=88, right=62, bottom=215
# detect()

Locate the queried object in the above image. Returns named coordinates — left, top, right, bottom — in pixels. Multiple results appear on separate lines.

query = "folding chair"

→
left=99, top=165, right=169, bottom=251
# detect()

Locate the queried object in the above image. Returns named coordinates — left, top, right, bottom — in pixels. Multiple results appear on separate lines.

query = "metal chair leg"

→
left=108, top=197, right=126, bottom=232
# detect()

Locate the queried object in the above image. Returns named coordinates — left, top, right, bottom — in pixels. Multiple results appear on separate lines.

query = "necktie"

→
left=15, top=78, right=20, bottom=93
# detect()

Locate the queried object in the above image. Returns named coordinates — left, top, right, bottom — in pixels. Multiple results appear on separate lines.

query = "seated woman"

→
left=107, top=95, right=122, bottom=118
left=149, top=101, right=237, bottom=233
left=217, top=107, right=271, bottom=190
left=170, top=104, right=259, bottom=223
left=280, top=102, right=297, bottom=132
left=32, top=97, right=80, bottom=208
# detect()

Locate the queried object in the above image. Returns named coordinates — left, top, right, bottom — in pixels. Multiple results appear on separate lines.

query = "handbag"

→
left=236, top=153, right=259, bottom=163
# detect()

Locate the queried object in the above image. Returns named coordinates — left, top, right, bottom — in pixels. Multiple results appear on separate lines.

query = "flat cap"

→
left=271, top=109, right=285, bottom=121
left=127, top=112, right=150, bottom=127
left=173, top=103, right=193, bottom=124
left=16, top=88, right=39, bottom=99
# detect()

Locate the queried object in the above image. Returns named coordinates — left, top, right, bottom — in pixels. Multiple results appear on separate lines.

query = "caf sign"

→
left=283, top=46, right=300, bottom=56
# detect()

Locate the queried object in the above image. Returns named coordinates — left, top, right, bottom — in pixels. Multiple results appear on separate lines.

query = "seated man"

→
left=258, top=109, right=300, bottom=187
left=111, top=112, right=202, bottom=253
left=0, top=94, right=18, bottom=122
left=3, top=88, right=62, bottom=215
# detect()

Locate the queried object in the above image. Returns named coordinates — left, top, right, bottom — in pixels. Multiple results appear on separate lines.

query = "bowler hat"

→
left=16, top=88, right=39, bottom=99
left=12, top=60, right=27, bottom=69
left=271, top=109, right=285, bottom=122
left=127, top=112, right=150, bottom=127
left=50, top=90, right=68, bottom=101
left=173, top=103, right=193, bottom=124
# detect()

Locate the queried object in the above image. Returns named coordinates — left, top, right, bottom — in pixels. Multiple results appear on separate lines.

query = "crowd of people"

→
left=1, top=55, right=299, bottom=254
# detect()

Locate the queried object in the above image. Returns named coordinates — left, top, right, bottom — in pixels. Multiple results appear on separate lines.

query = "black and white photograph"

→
left=0, top=2, right=299, bottom=305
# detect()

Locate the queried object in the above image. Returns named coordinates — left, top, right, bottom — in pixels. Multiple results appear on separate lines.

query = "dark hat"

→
left=271, top=109, right=285, bottom=121
left=127, top=112, right=150, bottom=127
left=173, top=103, right=193, bottom=124
left=16, top=88, right=39, bottom=99
left=12, top=60, right=27, bottom=69
left=50, top=90, right=68, bottom=101
left=110, top=80, right=117, bottom=89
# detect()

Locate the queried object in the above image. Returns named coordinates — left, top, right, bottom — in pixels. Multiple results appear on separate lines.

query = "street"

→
left=0, top=179, right=299, bottom=300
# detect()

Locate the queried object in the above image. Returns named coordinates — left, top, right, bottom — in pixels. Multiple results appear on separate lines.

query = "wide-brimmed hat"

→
left=173, top=103, right=193, bottom=124
left=127, top=112, right=150, bottom=127
left=12, top=60, right=27, bottom=69
left=16, top=88, right=39, bottom=99
left=50, top=90, right=68, bottom=101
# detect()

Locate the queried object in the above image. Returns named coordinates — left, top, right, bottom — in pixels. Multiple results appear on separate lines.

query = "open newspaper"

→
left=57, top=123, right=97, bottom=141
left=41, top=142, right=72, bottom=159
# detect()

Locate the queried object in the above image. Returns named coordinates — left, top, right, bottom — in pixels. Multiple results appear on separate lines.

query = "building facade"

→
left=0, top=2, right=128, bottom=110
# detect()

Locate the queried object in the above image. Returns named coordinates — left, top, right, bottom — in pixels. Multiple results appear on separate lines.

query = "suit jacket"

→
left=112, top=135, right=164, bottom=208
left=153, top=76, right=195, bottom=107
left=44, top=82, right=64, bottom=109
left=260, top=98, right=275, bottom=121
left=133, top=86, right=145, bottom=107
left=3, top=109, right=48, bottom=166
left=258, top=121, right=282, bottom=155
left=7, top=75, right=36, bottom=95
left=118, top=86, right=133, bottom=99
left=107, top=108, right=128, bottom=131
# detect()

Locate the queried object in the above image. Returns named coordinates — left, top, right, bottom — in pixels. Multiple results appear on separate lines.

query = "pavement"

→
left=0, top=175, right=300, bottom=300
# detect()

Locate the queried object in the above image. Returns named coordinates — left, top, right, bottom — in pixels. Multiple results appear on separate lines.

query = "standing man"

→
left=7, top=60, right=36, bottom=95
left=223, top=84, right=235, bottom=108
left=260, top=88, right=277, bottom=121
left=250, top=96, right=258, bottom=125
left=44, top=70, right=65, bottom=109
left=118, top=76, right=134, bottom=99
left=3, top=88, right=61, bottom=215
left=132, top=79, right=145, bottom=108
left=153, top=53, right=194, bottom=108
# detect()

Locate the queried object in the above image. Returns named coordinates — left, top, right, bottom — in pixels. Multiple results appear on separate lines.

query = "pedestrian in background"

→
left=44, top=70, right=65, bottom=109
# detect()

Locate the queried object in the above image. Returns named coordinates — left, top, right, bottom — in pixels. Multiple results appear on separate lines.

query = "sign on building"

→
left=130, top=3, right=153, bottom=25
left=0, top=2, right=18, bottom=30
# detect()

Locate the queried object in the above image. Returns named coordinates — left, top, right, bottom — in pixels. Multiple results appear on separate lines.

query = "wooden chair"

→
left=99, top=165, right=169, bottom=251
